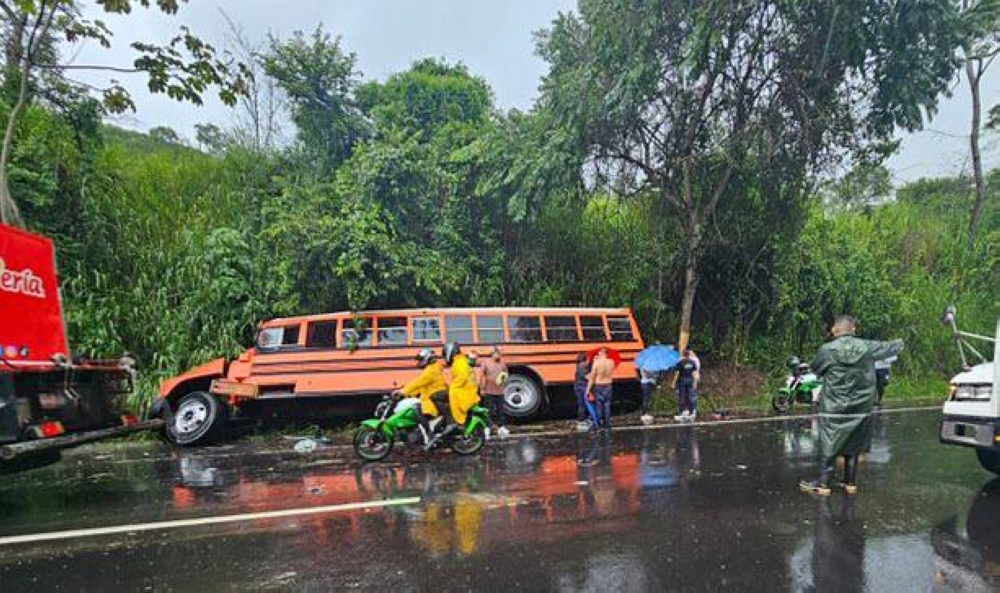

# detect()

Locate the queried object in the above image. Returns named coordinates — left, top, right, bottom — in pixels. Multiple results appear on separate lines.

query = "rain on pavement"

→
left=0, top=408, right=997, bottom=591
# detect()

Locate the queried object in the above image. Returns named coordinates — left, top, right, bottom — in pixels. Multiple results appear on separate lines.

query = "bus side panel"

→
left=238, top=318, right=644, bottom=401
left=246, top=347, right=427, bottom=396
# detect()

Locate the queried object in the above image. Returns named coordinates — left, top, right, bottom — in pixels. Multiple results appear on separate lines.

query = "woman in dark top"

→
left=574, top=354, right=591, bottom=428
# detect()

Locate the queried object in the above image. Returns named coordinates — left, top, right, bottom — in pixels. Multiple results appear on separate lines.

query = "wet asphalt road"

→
left=0, top=408, right=998, bottom=592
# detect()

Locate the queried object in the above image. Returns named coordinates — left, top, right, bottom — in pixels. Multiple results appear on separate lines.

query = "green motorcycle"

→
left=772, top=357, right=822, bottom=414
left=353, top=394, right=488, bottom=462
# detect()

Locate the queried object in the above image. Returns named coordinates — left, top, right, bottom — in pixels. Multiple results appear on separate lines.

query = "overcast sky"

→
left=74, top=0, right=998, bottom=184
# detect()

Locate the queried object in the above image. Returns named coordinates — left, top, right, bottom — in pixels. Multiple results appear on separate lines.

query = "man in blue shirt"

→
left=674, top=349, right=700, bottom=422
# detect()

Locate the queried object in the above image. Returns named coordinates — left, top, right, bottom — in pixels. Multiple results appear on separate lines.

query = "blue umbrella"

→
left=635, top=345, right=681, bottom=372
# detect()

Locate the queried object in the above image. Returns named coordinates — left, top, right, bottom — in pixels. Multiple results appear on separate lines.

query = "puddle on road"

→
left=0, top=410, right=997, bottom=590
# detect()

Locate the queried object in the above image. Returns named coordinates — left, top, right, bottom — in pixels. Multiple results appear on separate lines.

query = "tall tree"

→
left=357, top=58, right=492, bottom=141
left=537, top=0, right=961, bottom=351
left=220, top=11, right=284, bottom=152
left=0, top=0, right=247, bottom=227
left=263, top=27, right=366, bottom=175
left=194, top=122, right=226, bottom=154
left=957, top=0, right=1000, bottom=248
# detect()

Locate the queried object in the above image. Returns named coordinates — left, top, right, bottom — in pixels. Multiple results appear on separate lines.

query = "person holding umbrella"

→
left=635, top=344, right=681, bottom=425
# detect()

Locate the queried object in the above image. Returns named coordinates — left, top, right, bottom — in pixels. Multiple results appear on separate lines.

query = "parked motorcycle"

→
left=772, top=357, right=822, bottom=414
left=353, top=394, right=488, bottom=462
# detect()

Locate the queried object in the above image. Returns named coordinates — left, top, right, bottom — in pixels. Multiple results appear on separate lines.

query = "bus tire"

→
left=504, top=374, right=545, bottom=419
left=167, top=391, right=228, bottom=446
left=976, top=448, right=1000, bottom=475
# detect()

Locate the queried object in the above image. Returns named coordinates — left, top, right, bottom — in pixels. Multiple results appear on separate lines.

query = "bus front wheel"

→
left=504, top=374, right=545, bottom=419
left=167, top=391, right=228, bottom=446
left=976, top=449, right=1000, bottom=475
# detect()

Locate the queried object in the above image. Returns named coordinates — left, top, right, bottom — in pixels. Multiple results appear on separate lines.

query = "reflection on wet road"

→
left=0, top=409, right=997, bottom=591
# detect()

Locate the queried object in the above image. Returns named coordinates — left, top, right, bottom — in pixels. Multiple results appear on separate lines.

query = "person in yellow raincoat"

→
left=397, top=348, right=447, bottom=446
left=443, top=342, right=481, bottom=427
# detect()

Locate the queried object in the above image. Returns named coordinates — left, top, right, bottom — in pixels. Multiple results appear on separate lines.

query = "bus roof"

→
left=261, top=307, right=635, bottom=327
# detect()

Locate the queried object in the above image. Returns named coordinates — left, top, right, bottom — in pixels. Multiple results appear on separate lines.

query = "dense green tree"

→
left=148, top=125, right=181, bottom=145
left=194, top=122, right=227, bottom=154
left=822, top=164, right=894, bottom=210
left=357, top=58, right=492, bottom=141
left=536, top=0, right=963, bottom=352
left=262, top=27, right=367, bottom=175
left=6, top=3, right=997, bottom=411
left=954, top=0, right=1000, bottom=247
left=0, top=0, right=247, bottom=226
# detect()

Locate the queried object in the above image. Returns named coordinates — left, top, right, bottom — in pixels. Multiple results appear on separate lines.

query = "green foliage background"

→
left=8, top=32, right=999, bottom=412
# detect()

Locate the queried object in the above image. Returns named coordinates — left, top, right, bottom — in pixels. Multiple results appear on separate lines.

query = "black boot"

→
left=841, top=455, right=858, bottom=494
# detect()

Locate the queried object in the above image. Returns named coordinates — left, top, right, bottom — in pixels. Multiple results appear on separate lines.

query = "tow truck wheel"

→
left=167, top=391, right=228, bottom=446
left=976, top=449, right=1000, bottom=475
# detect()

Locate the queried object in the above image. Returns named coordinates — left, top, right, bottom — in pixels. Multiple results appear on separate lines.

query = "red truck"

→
left=0, top=223, right=159, bottom=471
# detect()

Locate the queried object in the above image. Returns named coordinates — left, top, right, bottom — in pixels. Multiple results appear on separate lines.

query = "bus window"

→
left=544, top=316, right=579, bottom=342
left=305, top=321, right=337, bottom=348
left=580, top=315, right=607, bottom=341
left=282, top=325, right=301, bottom=345
left=411, top=317, right=442, bottom=343
left=607, top=316, right=635, bottom=341
left=341, top=317, right=373, bottom=349
left=508, top=316, right=543, bottom=342
left=377, top=317, right=408, bottom=346
left=446, top=315, right=475, bottom=344
left=477, top=315, right=504, bottom=344
left=256, top=324, right=300, bottom=351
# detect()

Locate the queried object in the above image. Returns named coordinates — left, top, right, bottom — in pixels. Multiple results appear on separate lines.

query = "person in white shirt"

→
left=874, top=355, right=896, bottom=408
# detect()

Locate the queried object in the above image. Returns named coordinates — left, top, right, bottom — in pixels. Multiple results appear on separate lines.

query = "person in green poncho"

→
left=800, top=315, right=904, bottom=496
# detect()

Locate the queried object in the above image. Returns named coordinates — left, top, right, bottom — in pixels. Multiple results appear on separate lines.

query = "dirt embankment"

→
left=697, top=364, right=767, bottom=403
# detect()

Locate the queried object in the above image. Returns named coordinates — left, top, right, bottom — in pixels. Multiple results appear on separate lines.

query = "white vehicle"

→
left=939, top=307, right=1000, bottom=475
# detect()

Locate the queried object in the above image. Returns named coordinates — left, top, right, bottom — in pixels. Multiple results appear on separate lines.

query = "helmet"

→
left=443, top=342, right=462, bottom=364
left=467, top=353, right=479, bottom=367
left=787, top=356, right=801, bottom=370
left=416, top=348, right=436, bottom=368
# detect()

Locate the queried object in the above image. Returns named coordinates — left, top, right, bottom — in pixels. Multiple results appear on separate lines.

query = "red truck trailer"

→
left=0, top=223, right=160, bottom=471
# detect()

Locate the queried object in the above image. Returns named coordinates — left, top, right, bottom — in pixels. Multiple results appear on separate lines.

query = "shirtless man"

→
left=586, top=348, right=616, bottom=431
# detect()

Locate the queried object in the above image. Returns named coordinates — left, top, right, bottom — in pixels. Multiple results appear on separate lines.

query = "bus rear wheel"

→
left=504, top=374, right=544, bottom=419
left=167, top=391, right=228, bottom=446
left=976, top=448, right=1000, bottom=475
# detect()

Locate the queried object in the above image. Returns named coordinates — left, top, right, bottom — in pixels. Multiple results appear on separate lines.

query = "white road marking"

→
left=0, top=497, right=421, bottom=546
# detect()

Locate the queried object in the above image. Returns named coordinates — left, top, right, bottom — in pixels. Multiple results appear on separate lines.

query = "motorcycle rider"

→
left=396, top=348, right=447, bottom=448
left=430, top=342, right=481, bottom=447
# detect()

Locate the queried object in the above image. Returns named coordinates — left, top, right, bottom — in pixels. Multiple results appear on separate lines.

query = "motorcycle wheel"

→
left=772, top=391, right=793, bottom=414
left=353, top=426, right=394, bottom=462
left=450, top=425, right=486, bottom=456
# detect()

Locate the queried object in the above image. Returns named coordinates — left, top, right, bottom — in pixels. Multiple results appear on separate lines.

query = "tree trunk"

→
left=966, top=57, right=986, bottom=249
left=677, top=222, right=702, bottom=353
left=0, top=2, right=56, bottom=228
left=0, top=59, right=29, bottom=227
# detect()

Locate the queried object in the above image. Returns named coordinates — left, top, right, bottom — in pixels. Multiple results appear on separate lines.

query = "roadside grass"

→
left=733, top=373, right=949, bottom=411
left=648, top=372, right=949, bottom=415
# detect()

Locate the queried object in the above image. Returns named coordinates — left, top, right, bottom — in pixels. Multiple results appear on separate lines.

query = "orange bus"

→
left=152, top=307, right=644, bottom=445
